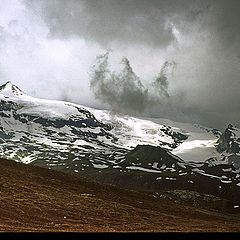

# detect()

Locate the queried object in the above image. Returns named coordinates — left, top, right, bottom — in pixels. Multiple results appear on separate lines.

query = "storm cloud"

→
left=0, top=0, right=240, bottom=130
left=90, top=51, right=176, bottom=115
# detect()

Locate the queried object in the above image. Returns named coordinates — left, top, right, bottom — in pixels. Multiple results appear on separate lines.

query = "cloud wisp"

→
left=90, top=51, right=178, bottom=116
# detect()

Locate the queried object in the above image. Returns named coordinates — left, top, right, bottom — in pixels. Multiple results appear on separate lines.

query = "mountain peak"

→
left=0, top=81, right=25, bottom=97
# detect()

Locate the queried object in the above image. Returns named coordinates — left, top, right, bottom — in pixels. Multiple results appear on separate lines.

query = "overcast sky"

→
left=0, top=0, right=239, bottom=130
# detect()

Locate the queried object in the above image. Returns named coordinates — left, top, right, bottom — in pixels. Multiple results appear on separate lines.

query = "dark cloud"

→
left=152, top=61, right=176, bottom=98
left=26, top=0, right=211, bottom=49
left=90, top=51, right=177, bottom=115
left=90, top=52, right=149, bottom=114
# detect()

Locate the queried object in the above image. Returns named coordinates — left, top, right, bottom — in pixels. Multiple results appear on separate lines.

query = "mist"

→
left=90, top=52, right=177, bottom=115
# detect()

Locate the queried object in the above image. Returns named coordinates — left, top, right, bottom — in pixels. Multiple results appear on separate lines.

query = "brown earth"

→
left=0, top=158, right=239, bottom=232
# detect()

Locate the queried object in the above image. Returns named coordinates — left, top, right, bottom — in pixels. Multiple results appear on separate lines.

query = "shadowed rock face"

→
left=217, top=124, right=240, bottom=154
left=216, top=124, right=240, bottom=169
left=124, top=144, right=182, bottom=168
left=228, top=155, right=240, bottom=169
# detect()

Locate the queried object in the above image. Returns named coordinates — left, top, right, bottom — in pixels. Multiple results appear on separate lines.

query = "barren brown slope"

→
left=0, top=158, right=239, bottom=232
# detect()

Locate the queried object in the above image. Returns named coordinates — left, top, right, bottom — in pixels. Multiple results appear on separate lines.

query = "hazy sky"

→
left=0, top=0, right=239, bottom=130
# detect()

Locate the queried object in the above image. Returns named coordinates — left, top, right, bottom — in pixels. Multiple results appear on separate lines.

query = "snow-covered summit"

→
left=0, top=81, right=98, bottom=121
left=0, top=81, right=25, bottom=97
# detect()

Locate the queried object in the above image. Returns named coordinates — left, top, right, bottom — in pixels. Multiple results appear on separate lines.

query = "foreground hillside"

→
left=0, top=158, right=239, bottom=232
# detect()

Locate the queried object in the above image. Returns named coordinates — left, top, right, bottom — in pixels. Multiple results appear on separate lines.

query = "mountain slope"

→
left=0, top=81, right=218, bottom=166
left=0, top=81, right=125, bottom=165
left=0, top=81, right=240, bottom=204
left=0, top=158, right=240, bottom=232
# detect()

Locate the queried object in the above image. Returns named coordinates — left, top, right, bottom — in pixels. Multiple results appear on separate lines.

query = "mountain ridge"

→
left=0, top=81, right=26, bottom=98
left=0, top=81, right=239, bottom=206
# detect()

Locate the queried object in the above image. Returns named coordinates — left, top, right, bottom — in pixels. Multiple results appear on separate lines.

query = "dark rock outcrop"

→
left=217, top=124, right=240, bottom=154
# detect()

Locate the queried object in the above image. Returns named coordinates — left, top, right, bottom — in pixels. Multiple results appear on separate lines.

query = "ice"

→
left=222, top=168, right=233, bottom=172
left=199, top=172, right=220, bottom=179
left=90, top=108, right=225, bottom=164
left=21, top=156, right=34, bottom=164
left=126, top=166, right=162, bottom=173
left=179, top=172, right=187, bottom=176
left=88, top=109, right=177, bottom=149
left=165, top=177, right=176, bottom=180
left=152, top=162, right=159, bottom=169
left=92, top=163, right=109, bottom=169
left=220, top=180, right=232, bottom=184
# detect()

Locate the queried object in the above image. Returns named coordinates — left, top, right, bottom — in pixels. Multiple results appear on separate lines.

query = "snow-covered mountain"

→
left=0, top=81, right=240, bottom=201
left=0, top=81, right=196, bottom=165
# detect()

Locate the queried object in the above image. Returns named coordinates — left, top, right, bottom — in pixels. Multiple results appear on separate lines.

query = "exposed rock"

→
left=124, top=144, right=182, bottom=168
left=217, top=124, right=240, bottom=154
